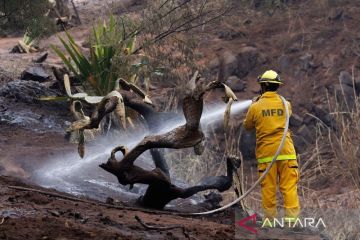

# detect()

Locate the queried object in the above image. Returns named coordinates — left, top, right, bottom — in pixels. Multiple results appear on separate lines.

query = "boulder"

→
left=225, top=76, right=246, bottom=92
left=322, top=55, right=334, bottom=68
left=235, top=46, right=259, bottom=78
left=339, top=71, right=353, bottom=87
left=21, top=67, right=50, bottom=82
left=303, top=114, right=315, bottom=126
left=333, top=83, right=356, bottom=109
left=296, top=124, right=316, bottom=143
left=221, top=50, right=238, bottom=80
left=312, top=105, right=333, bottom=127
left=299, top=53, right=315, bottom=71
left=292, top=135, right=307, bottom=154
left=356, top=77, right=360, bottom=94
left=278, top=55, right=291, bottom=73
left=289, top=113, right=303, bottom=128
left=240, top=128, right=256, bottom=160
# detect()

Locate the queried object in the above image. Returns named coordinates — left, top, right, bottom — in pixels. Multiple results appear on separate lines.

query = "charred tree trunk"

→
left=96, top=73, right=239, bottom=209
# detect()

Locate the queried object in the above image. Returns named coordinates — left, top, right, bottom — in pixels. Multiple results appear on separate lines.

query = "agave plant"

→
left=52, top=15, right=137, bottom=96
left=12, top=31, right=38, bottom=53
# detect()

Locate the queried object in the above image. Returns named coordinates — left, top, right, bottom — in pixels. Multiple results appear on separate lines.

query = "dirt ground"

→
left=1, top=0, right=360, bottom=239
left=0, top=176, right=234, bottom=240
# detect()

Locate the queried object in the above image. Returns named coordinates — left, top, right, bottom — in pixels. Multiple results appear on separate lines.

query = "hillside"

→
left=1, top=0, right=360, bottom=239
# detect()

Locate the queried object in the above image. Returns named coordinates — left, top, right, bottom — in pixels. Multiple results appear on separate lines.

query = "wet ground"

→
left=0, top=176, right=234, bottom=240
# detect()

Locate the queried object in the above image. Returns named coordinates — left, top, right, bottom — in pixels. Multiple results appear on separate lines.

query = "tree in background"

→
left=0, top=0, right=58, bottom=38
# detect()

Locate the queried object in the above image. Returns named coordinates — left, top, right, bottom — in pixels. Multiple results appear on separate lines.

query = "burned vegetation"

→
left=65, top=71, right=240, bottom=209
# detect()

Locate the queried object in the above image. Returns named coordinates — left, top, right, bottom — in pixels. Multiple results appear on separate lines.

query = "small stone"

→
left=100, top=216, right=111, bottom=224
left=47, top=210, right=60, bottom=217
left=74, top=212, right=82, bottom=219
left=106, top=197, right=114, bottom=205
left=21, top=67, right=49, bottom=82
left=32, top=52, right=48, bottom=63
left=243, top=19, right=252, bottom=25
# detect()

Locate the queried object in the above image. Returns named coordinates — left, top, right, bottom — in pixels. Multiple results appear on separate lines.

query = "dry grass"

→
left=298, top=73, right=360, bottom=238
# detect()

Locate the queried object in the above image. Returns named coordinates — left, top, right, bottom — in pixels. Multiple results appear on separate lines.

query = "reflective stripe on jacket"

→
left=243, top=92, right=296, bottom=163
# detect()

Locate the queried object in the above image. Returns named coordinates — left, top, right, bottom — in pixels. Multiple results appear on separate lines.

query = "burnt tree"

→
left=67, top=73, right=239, bottom=209
left=97, top=73, right=239, bottom=209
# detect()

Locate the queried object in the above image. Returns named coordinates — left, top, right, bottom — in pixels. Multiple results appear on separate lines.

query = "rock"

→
left=312, top=105, right=333, bottom=127
left=218, top=30, right=246, bottom=40
left=297, top=124, right=315, bottom=143
left=303, top=114, right=315, bottom=126
left=32, top=52, right=48, bottom=63
left=21, top=67, right=50, bottom=82
left=243, top=19, right=252, bottom=25
left=235, top=46, right=259, bottom=78
left=221, top=50, right=238, bottom=79
left=328, top=9, right=344, bottom=21
left=105, top=197, right=114, bottom=205
left=339, top=71, right=353, bottom=87
left=334, top=70, right=358, bottom=107
left=289, top=113, right=303, bottom=127
left=322, top=55, right=334, bottom=68
left=0, top=80, right=58, bottom=103
left=333, top=83, right=356, bottom=109
left=356, top=77, right=360, bottom=94
left=99, top=216, right=112, bottom=225
left=292, top=135, right=307, bottom=154
left=0, top=107, right=64, bottom=132
left=225, top=76, right=246, bottom=92
left=240, top=128, right=256, bottom=160
left=202, top=192, right=223, bottom=209
left=209, top=58, right=220, bottom=70
left=299, top=53, right=315, bottom=71
left=278, top=55, right=291, bottom=73
left=47, top=210, right=60, bottom=217
left=287, top=45, right=300, bottom=53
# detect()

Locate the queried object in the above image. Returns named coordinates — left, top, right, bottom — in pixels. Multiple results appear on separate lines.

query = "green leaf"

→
left=51, top=45, right=79, bottom=76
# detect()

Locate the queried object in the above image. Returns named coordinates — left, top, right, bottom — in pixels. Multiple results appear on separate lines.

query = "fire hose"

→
left=186, top=95, right=290, bottom=216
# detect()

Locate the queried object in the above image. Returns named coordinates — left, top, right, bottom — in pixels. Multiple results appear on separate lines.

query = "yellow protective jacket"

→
left=243, top=91, right=296, bottom=163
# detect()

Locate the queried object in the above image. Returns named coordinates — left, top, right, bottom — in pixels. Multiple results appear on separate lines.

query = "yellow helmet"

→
left=257, top=70, right=283, bottom=85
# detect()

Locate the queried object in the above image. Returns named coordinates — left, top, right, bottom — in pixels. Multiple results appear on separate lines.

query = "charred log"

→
left=98, top=73, right=238, bottom=209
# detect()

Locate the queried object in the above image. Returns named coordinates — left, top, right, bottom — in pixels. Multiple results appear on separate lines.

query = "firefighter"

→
left=243, top=70, right=300, bottom=225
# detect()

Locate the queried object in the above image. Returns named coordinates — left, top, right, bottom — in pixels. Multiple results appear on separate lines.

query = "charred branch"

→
left=98, top=72, right=238, bottom=209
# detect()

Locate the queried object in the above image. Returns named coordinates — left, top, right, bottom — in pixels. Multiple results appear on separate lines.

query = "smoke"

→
left=32, top=100, right=252, bottom=201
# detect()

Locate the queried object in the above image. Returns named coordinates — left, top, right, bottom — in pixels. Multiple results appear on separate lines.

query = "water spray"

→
left=29, top=96, right=288, bottom=217
left=34, top=100, right=253, bottom=199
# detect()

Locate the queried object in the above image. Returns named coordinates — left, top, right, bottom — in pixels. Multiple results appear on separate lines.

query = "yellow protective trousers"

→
left=258, top=159, right=300, bottom=221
